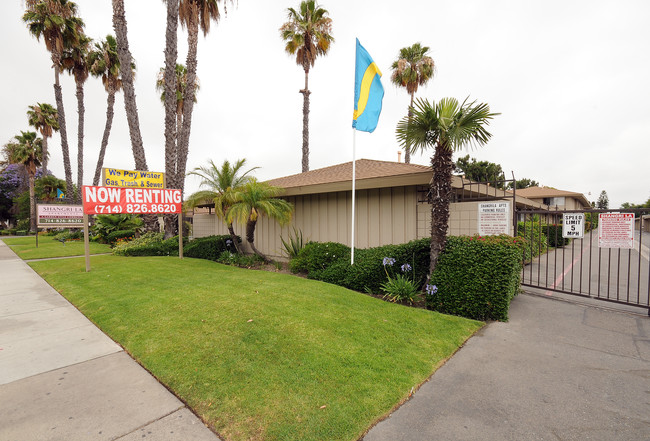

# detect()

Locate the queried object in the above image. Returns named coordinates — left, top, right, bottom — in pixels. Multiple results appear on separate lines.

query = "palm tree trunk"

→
left=93, top=90, right=116, bottom=186
left=405, top=93, right=414, bottom=164
left=29, top=174, right=36, bottom=233
left=300, top=66, right=310, bottom=172
left=428, top=143, right=454, bottom=279
left=111, top=0, right=147, bottom=171
left=246, top=218, right=269, bottom=262
left=227, top=222, right=242, bottom=254
left=177, top=10, right=199, bottom=197
left=75, top=80, right=85, bottom=202
left=41, top=135, right=48, bottom=175
left=163, top=0, right=179, bottom=239
left=53, top=61, right=73, bottom=200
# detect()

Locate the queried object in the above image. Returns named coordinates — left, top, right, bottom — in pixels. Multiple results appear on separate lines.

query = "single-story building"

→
left=515, top=186, right=592, bottom=211
left=191, top=159, right=549, bottom=259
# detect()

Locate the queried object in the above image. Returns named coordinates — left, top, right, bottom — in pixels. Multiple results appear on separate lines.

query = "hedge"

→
left=428, top=235, right=523, bottom=321
left=517, top=221, right=548, bottom=262
left=183, top=235, right=240, bottom=261
left=545, top=224, right=570, bottom=248
left=106, top=229, right=136, bottom=246
left=112, top=233, right=187, bottom=256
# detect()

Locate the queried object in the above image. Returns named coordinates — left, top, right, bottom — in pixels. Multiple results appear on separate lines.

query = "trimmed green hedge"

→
left=184, top=235, right=239, bottom=261
left=112, top=233, right=187, bottom=256
left=428, top=235, right=523, bottom=321
left=517, top=221, right=548, bottom=262
left=546, top=224, right=570, bottom=248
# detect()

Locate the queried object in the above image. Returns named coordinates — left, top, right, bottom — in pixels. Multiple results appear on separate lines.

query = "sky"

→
left=2, top=0, right=649, bottom=209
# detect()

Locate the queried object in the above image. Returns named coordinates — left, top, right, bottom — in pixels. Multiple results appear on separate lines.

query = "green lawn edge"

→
left=28, top=254, right=483, bottom=441
left=2, top=237, right=111, bottom=259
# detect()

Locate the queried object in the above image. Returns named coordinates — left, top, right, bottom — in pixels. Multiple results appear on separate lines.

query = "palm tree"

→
left=23, top=0, right=84, bottom=201
left=36, top=174, right=66, bottom=202
left=87, top=34, right=129, bottom=186
left=185, top=158, right=258, bottom=249
left=396, top=97, right=497, bottom=278
left=162, top=0, right=179, bottom=197
left=3, top=131, right=46, bottom=232
left=226, top=179, right=293, bottom=262
left=391, top=43, right=435, bottom=164
left=62, top=33, right=91, bottom=202
left=175, top=0, right=227, bottom=196
left=280, top=1, right=334, bottom=172
left=27, top=102, right=59, bottom=175
left=156, top=63, right=199, bottom=190
left=111, top=0, right=147, bottom=171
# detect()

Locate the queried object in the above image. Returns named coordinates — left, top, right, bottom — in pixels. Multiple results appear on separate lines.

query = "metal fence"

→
left=518, top=208, right=650, bottom=314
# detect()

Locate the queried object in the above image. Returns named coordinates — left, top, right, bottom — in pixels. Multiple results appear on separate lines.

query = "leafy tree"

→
left=0, top=164, right=28, bottom=225
left=185, top=158, right=258, bottom=249
left=87, top=34, right=131, bottom=185
left=226, top=179, right=293, bottom=262
left=35, top=174, right=66, bottom=202
left=3, top=131, right=47, bottom=232
left=23, top=0, right=84, bottom=200
left=508, top=178, right=540, bottom=190
left=396, top=97, right=497, bottom=280
left=280, top=0, right=334, bottom=172
left=111, top=0, right=148, bottom=171
left=596, top=190, right=609, bottom=209
left=454, top=154, right=504, bottom=187
left=391, top=43, right=435, bottom=164
left=27, top=102, right=59, bottom=174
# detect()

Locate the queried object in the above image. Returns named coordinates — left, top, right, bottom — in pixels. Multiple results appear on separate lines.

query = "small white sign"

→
left=37, top=204, right=84, bottom=227
left=562, top=213, right=584, bottom=238
left=478, top=202, right=510, bottom=236
left=598, top=213, right=635, bottom=248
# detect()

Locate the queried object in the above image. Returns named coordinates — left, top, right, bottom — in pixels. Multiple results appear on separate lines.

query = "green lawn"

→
left=29, top=255, right=483, bottom=441
left=2, top=236, right=111, bottom=259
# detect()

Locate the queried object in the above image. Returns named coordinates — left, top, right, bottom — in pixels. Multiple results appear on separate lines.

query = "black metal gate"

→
left=517, top=208, right=650, bottom=314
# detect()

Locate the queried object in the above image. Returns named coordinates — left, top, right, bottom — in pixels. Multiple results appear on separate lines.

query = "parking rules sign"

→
left=562, top=213, right=584, bottom=238
left=598, top=213, right=635, bottom=248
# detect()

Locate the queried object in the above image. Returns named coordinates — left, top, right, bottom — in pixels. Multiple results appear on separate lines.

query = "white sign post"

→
left=562, top=213, right=584, bottom=239
left=598, top=213, right=635, bottom=248
left=478, top=202, right=511, bottom=236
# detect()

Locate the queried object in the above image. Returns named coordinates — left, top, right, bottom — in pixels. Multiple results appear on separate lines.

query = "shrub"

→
left=545, top=224, right=570, bottom=248
left=216, top=250, right=264, bottom=268
left=16, top=219, right=30, bottom=231
left=184, top=235, right=240, bottom=261
left=289, top=241, right=351, bottom=275
left=380, top=260, right=420, bottom=304
left=106, top=229, right=136, bottom=246
left=53, top=229, right=83, bottom=242
left=517, top=221, right=548, bottom=262
left=92, top=214, right=143, bottom=244
left=427, top=235, right=523, bottom=321
left=280, top=227, right=305, bottom=259
left=112, top=232, right=186, bottom=257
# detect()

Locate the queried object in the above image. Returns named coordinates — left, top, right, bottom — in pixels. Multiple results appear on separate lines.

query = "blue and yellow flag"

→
left=56, top=189, right=65, bottom=199
left=352, top=39, right=384, bottom=133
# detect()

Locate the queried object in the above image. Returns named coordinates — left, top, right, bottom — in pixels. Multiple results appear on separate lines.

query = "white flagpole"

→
left=351, top=128, right=357, bottom=265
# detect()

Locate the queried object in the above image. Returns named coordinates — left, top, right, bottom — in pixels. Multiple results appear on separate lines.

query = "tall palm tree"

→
left=3, top=131, right=46, bottom=232
left=87, top=34, right=130, bottom=186
left=396, top=97, right=497, bottom=278
left=391, top=43, right=435, bottom=164
left=111, top=0, right=147, bottom=171
left=226, top=178, right=293, bottom=262
left=185, top=158, right=258, bottom=248
left=156, top=63, right=199, bottom=190
left=176, top=0, right=228, bottom=195
left=62, top=33, right=91, bottom=202
left=23, top=0, right=84, bottom=201
left=162, top=0, right=179, bottom=196
left=280, top=0, right=334, bottom=172
left=27, top=102, right=59, bottom=175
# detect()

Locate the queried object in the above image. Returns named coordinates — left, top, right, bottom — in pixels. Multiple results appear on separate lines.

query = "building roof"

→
left=267, top=159, right=434, bottom=196
left=516, top=186, right=591, bottom=208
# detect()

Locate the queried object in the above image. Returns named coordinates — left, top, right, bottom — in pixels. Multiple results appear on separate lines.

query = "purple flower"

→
left=401, top=263, right=412, bottom=273
left=425, top=284, right=438, bottom=296
left=382, top=257, right=396, bottom=267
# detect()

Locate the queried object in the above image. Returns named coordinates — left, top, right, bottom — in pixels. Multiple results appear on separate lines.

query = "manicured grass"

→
left=29, top=255, right=483, bottom=441
left=2, top=237, right=111, bottom=259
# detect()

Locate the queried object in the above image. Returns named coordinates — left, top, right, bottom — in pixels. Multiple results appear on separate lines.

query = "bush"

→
left=517, top=221, right=548, bottom=262
left=106, top=229, right=136, bottom=246
left=289, top=241, right=351, bottom=275
left=216, top=250, right=264, bottom=268
left=53, top=229, right=84, bottom=242
left=184, top=235, right=240, bottom=261
left=428, top=235, right=522, bottom=321
left=545, top=224, right=570, bottom=248
left=112, top=232, right=187, bottom=256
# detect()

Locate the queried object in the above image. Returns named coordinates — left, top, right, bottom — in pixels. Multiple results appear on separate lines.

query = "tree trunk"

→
left=112, top=0, right=147, bottom=172
left=41, top=136, right=48, bottom=175
left=52, top=61, right=73, bottom=200
left=404, top=93, right=414, bottom=164
left=93, top=90, right=116, bottom=186
left=246, top=218, right=269, bottom=262
left=163, top=0, right=179, bottom=239
left=176, top=9, right=199, bottom=197
left=29, top=174, right=36, bottom=233
left=428, top=143, right=454, bottom=280
left=75, top=79, right=85, bottom=202
left=227, top=222, right=242, bottom=254
left=300, top=66, right=310, bottom=172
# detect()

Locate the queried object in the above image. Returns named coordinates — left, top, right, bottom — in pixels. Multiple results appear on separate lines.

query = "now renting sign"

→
left=82, top=185, right=182, bottom=215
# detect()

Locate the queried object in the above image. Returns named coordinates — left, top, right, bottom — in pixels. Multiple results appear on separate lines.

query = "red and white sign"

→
left=82, top=185, right=182, bottom=215
left=598, top=213, right=635, bottom=249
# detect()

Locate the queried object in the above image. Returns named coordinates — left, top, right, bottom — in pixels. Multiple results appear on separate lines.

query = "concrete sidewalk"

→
left=0, top=240, right=220, bottom=441
left=364, top=293, right=650, bottom=441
